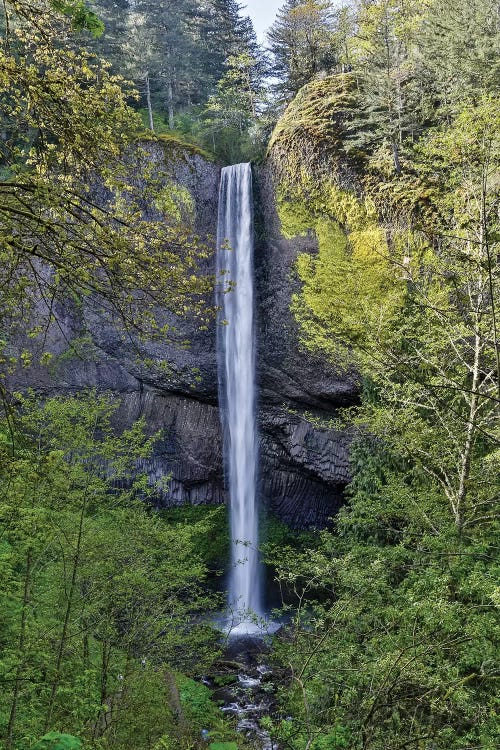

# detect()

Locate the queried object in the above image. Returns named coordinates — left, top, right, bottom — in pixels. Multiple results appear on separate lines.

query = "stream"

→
left=207, top=634, right=279, bottom=749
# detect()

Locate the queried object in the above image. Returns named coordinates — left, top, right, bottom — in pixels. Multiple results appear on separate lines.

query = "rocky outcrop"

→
left=9, top=132, right=359, bottom=528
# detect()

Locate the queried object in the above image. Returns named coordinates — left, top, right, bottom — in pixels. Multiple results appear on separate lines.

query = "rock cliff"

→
left=9, top=123, right=359, bottom=528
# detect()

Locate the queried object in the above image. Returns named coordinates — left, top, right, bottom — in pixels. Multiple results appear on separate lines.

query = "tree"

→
left=198, top=51, right=267, bottom=162
left=346, top=0, right=426, bottom=173
left=294, top=97, right=500, bottom=531
left=268, top=0, right=338, bottom=100
left=417, top=0, right=500, bottom=117
left=0, top=0, right=212, bottom=402
left=0, top=392, right=220, bottom=747
left=92, top=0, right=262, bottom=133
left=268, top=94, right=500, bottom=750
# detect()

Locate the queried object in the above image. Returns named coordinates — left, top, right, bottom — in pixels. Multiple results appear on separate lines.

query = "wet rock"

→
left=211, top=637, right=277, bottom=750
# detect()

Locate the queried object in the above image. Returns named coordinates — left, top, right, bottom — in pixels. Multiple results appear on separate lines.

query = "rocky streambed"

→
left=206, top=634, right=280, bottom=750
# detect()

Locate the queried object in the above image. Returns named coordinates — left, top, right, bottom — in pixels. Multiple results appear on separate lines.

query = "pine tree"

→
left=347, top=0, right=425, bottom=173
left=418, top=0, right=500, bottom=116
left=88, top=0, right=262, bottom=131
left=267, top=0, right=338, bottom=99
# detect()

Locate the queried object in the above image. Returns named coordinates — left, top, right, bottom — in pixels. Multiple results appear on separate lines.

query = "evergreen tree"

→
left=268, top=0, right=338, bottom=100
left=87, top=0, right=262, bottom=132
left=198, top=51, right=267, bottom=162
left=417, top=0, right=500, bottom=116
left=347, top=0, right=425, bottom=173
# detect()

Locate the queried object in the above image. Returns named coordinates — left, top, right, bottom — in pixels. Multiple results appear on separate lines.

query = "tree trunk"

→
left=166, top=49, right=175, bottom=130
left=44, top=499, right=87, bottom=730
left=145, top=73, right=154, bottom=131
left=392, top=139, right=401, bottom=175
left=6, top=549, right=32, bottom=749
left=93, top=641, right=112, bottom=739
left=455, top=330, right=481, bottom=532
left=167, top=80, right=175, bottom=130
left=480, top=162, right=500, bottom=399
left=165, top=670, right=188, bottom=738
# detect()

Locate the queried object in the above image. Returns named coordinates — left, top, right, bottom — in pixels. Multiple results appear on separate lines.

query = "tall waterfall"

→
left=216, top=163, right=262, bottom=623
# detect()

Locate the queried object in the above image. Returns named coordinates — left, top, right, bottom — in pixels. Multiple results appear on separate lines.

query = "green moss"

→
left=272, top=87, right=405, bottom=366
left=135, top=130, right=214, bottom=161
left=137, top=130, right=214, bottom=161
left=278, top=198, right=315, bottom=239
left=268, top=74, right=359, bottom=187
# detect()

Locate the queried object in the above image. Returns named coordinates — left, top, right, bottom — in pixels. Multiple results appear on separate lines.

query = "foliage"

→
left=88, top=0, right=263, bottom=142
left=51, top=0, right=104, bottom=36
left=267, top=0, right=339, bottom=100
left=269, top=0, right=499, bottom=170
left=267, top=2, right=500, bottom=746
left=30, top=734, right=82, bottom=750
left=266, top=416, right=500, bottom=747
left=160, top=505, right=229, bottom=571
left=268, top=23, right=500, bottom=748
left=196, top=52, right=269, bottom=163
left=2, top=1, right=500, bottom=749
left=0, top=391, right=221, bottom=748
left=0, top=0, right=213, bottom=401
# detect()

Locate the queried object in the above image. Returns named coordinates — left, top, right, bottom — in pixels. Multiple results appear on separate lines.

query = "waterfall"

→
left=216, top=163, right=262, bottom=625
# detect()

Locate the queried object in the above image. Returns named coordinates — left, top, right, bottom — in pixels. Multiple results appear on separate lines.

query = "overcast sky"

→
left=243, top=0, right=283, bottom=42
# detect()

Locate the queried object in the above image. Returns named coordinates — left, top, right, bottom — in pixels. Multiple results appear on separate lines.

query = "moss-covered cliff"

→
left=268, top=75, right=406, bottom=367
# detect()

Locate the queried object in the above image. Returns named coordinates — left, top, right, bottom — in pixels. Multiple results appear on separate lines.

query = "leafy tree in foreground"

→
left=0, top=0, right=212, bottom=398
left=0, top=391, right=220, bottom=749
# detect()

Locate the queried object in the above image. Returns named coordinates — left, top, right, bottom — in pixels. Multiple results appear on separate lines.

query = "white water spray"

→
left=217, top=163, right=262, bottom=625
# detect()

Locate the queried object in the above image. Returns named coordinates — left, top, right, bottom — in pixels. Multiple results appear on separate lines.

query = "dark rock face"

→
left=9, top=144, right=358, bottom=528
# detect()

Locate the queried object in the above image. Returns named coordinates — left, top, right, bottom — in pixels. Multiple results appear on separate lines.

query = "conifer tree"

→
left=268, top=0, right=338, bottom=99
left=417, top=0, right=500, bottom=116
left=347, top=0, right=425, bottom=172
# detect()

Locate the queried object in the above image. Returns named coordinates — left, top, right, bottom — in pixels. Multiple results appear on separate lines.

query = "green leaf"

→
left=30, top=733, right=82, bottom=750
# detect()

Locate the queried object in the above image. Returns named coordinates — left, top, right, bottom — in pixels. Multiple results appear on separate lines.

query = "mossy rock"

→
left=208, top=743, right=238, bottom=750
left=268, top=73, right=360, bottom=186
left=30, top=733, right=82, bottom=750
left=135, top=130, right=213, bottom=161
left=213, top=673, right=238, bottom=686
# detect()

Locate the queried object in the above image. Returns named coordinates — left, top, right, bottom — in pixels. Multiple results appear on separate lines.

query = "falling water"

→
left=216, top=163, right=262, bottom=626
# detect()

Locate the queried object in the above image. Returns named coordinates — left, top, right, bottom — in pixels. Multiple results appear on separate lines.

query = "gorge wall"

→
left=10, top=112, right=359, bottom=528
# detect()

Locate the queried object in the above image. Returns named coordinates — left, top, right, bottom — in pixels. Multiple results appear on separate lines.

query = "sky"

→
left=243, top=0, right=283, bottom=42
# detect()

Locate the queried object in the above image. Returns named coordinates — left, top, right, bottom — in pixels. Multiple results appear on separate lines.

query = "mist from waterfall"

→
left=216, top=163, right=262, bottom=625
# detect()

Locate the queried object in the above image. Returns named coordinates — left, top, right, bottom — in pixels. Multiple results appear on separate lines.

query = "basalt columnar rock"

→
left=9, top=103, right=359, bottom=527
